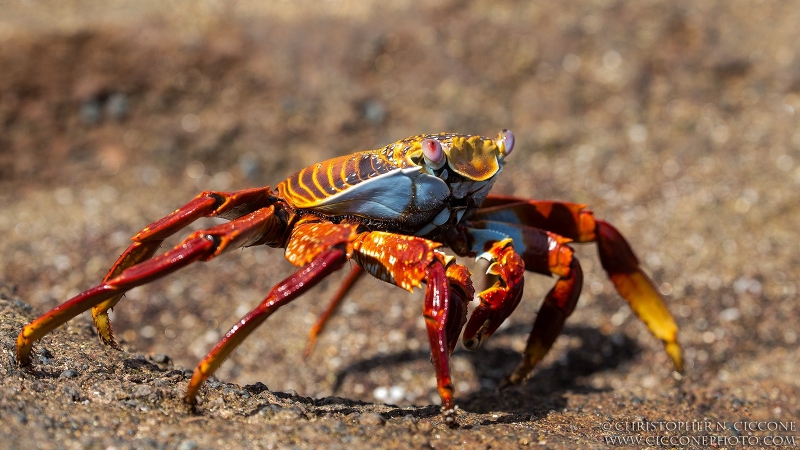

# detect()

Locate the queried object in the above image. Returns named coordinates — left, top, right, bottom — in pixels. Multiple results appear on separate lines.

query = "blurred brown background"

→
left=1, top=0, right=798, bottom=448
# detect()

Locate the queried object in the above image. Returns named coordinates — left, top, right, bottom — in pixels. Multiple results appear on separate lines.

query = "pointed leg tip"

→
left=94, top=318, right=121, bottom=349
left=184, top=395, right=200, bottom=414
left=498, top=371, right=525, bottom=392
left=15, top=334, right=32, bottom=368
left=101, top=336, right=122, bottom=350
left=665, top=341, right=683, bottom=373
left=15, top=351, right=31, bottom=368
left=302, top=337, right=318, bottom=359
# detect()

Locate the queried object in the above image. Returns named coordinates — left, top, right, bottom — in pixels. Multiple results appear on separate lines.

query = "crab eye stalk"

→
left=421, top=138, right=446, bottom=170
left=498, top=129, right=515, bottom=158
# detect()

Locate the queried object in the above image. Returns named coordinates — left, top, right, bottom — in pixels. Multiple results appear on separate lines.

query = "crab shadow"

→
left=331, top=324, right=640, bottom=420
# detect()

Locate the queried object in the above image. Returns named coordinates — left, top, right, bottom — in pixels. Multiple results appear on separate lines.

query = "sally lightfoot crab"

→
left=16, top=130, right=681, bottom=421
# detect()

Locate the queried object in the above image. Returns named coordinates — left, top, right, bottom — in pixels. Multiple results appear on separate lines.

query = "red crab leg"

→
left=16, top=205, right=285, bottom=366
left=422, top=254, right=473, bottom=420
left=595, top=220, right=681, bottom=369
left=473, top=195, right=682, bottom=371
left=303, top=265, right=365, bottom=357
left=185, top=246, right=349, bottom=407
left=93, top=187, right=274, bottom=347
left=349, top=232, right=472, bottom=419
left=304, top=257, right=473, bottom=361
left=423, top=258, right=456, bottom=418
left=476, top=196, right=597, bottom=242
left=92, top=241, right=163, bottom=348
left=501, top=258, right=583, bottom=388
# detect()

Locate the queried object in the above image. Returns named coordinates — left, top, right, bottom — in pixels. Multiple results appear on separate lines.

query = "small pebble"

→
left=244, top=382, right=269, bottom=394
left=258, top=404, right=282, bottom=418
left=13, top=299, right=32, bottom=312
left=106, top=92, right=129, bottom=120
left=134, top=385, right=153, bottom=398
left=64, top=385, right=82, bottom=402
left=276, top=406, right=304, bottom=421
left=178, top=440, right=198, bottom=450
left=151, top=354, right=171, bottom=364
left=59, top=369, right=79, bottom=379
left=362, top=99, right=386, bottom=124
left=80, top=99, right=101, bottom=124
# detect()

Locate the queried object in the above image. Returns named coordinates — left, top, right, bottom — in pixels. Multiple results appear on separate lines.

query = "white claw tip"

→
left=476, top=251, right=493, bottom=263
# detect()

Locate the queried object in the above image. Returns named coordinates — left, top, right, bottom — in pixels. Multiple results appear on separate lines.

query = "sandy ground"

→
left=0, top=0, right=798, bottom=448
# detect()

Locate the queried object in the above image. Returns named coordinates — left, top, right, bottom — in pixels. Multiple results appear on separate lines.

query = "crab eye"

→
left=421, top=138, right=446, bottom=169
left=499, top=129, right=515, bottom=157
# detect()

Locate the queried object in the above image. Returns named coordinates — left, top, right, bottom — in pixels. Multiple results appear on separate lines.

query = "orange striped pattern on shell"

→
left=277, top=150, right=402, bottom=209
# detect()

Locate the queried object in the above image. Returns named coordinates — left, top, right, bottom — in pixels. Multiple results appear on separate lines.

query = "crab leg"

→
left=422, top=258, right=455, bottom=415
left=501, top=258, right=583, bottom=388
left=16, top=205, right=285, bottom=366
left=594, top=220, right=682, bottom=368
left=93, top=187, right=274, bottom=347
left=349, top=231, right=472, bottom=417
left=447, top=222, right=572, bottom=351
left=304, top=252, right=473, bottom=360
left=473, top=195, right=682, bottom=371
left=186, top=246, right=349, bottom=407
left=303, top=265, right=365, bottom=357
left=475, top=196, right=596, bottom=242
left=421, top=254, right=473, bottom=419
left=450, top=222, right=585, bottom=386
left=186, top=222, right=472, bottom=418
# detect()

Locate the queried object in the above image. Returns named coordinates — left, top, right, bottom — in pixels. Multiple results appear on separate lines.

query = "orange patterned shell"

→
left=276, top=150, right=401, bottom=209
left=276, top=133, right=508, bottom=211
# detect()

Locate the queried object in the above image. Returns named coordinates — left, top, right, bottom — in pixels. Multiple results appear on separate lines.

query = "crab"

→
left=16, top=130, right=681, bottom=422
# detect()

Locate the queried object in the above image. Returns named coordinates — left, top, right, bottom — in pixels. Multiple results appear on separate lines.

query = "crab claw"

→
left=463, top=239, right=525, bottom=350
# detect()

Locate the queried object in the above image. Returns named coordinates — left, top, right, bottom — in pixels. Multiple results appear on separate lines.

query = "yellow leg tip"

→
left=504, top=341, right=549, bottom=388
left=665, top=341, right=683, bottom=373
